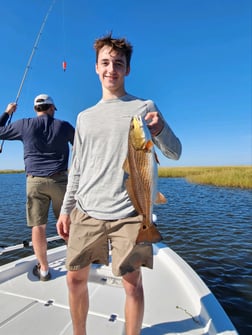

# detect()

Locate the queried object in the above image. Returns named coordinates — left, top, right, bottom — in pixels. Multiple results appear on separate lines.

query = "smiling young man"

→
left=57, top=33, right=182, bottom=335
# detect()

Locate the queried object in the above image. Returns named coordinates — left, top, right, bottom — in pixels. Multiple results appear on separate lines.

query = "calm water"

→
left=0, top=173, right=251, bottom=334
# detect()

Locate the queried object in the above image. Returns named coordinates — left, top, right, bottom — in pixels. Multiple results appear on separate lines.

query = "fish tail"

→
left=136, top=218, right=163, bottom=243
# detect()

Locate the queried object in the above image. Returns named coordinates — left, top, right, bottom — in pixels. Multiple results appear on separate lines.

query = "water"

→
left=0, top=173, right=251, bottom=334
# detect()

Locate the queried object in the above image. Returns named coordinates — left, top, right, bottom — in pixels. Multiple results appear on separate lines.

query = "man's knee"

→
left=67, top=268, right=89, bottom=290
left=122, top=270, right=143, bottom=296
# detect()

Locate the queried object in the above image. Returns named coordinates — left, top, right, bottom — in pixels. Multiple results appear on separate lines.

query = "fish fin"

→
left=123, top=158, right=130, bottom=174
left=155, top=192, right=167, bottom=204
left=144, top=140, right=153, bottom=151
left=154, top=151, right=160, bottom=164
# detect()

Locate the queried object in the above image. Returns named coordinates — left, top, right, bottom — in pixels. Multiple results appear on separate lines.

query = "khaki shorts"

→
left=26, top=173, right=67, bottom=227
left=66, top=207, right=153, bottom=276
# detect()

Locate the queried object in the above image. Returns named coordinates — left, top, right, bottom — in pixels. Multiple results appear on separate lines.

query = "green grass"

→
left=1, top=166, right=251, bottom=189
left=0, top=170, right=25, bottom=174
left=158, top=166, right=252, bottom=189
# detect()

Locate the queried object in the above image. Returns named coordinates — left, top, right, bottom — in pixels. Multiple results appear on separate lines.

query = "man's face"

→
left=95, top=46, right=130, bottom=94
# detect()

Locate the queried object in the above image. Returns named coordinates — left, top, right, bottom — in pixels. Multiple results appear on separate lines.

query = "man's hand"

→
left=145, top=111, right=164, bottom=136
left=5, top=103, right=17, bottom=115
left=56, top=214, right=71, bottom=241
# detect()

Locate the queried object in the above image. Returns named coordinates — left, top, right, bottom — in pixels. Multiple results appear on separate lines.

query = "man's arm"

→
left=145, top=111, right=182, bottom=160
left=0, top=103, right=17, bottom=126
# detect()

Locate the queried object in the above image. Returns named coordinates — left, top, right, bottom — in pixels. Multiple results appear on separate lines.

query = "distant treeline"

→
left=158, top=166, right=252, bottom=189
left=1, top=166, right=251, bottom=189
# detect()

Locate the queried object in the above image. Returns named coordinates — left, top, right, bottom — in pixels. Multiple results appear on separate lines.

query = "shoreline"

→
left=158, top=166, right=252, bottom=189
left=1, top=166, right=251, bottom=189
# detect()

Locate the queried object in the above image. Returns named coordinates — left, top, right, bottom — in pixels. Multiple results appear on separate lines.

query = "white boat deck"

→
left=0, top=243, right=238, bottom=335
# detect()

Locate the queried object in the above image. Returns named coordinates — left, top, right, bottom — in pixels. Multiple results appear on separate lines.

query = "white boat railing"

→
left=0, top=235, right=62, bottom=255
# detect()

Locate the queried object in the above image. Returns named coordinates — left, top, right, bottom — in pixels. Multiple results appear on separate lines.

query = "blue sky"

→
left=0, top=0, right=251, bottom=169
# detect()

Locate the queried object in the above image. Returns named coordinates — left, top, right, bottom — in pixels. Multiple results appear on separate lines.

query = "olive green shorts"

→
left=66, top=207, right=153, bottom=276
left=26, top=173, right=67, bottom=227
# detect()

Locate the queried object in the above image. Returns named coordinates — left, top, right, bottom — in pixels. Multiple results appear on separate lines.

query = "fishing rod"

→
left=0, top=0, right=57, bottom=153
left=0, top=235, right=63, bottom=255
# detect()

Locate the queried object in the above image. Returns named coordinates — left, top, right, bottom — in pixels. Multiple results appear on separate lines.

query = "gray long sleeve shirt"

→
left=60, top=94, right=181, bottom=219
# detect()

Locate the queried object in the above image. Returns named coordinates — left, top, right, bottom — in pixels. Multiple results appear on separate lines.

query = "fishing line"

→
left=0, top=0, right=57, bottom=153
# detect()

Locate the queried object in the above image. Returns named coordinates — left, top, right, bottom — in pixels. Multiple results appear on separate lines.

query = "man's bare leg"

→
left=67, top=266, right=90, bottom=335
left=32, top=225, right=48, bottom=272
left=123, top=269, right=144, bottom=335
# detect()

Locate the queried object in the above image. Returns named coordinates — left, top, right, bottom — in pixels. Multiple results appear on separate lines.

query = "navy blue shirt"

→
left=0, top=113, right=75, bottom=176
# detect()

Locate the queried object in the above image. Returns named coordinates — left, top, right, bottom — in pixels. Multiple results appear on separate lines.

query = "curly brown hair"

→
left=93, top=32, right=133, bottom=68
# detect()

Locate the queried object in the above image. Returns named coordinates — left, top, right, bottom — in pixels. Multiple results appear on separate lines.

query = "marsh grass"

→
left=0, top=167, right=251, bottom=189
left=158, top=166, right=252, bottom=189
left=0, top=170, right=24, bottom=174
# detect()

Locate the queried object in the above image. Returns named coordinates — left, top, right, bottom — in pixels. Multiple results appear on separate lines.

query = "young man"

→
left=0, top=95, right=75, bottom=280
left=57, top=33, right=182, bottom=335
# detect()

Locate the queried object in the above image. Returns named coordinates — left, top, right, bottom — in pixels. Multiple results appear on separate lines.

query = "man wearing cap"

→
left=0, top=94, right=75, bottom=280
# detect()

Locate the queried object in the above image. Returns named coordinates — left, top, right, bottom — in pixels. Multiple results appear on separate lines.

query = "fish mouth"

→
left=130, top=116, right=153, bottom=151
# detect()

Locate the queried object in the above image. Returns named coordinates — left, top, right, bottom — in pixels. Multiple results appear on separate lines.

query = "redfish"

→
left=123, top=115, right=166, bottom=243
